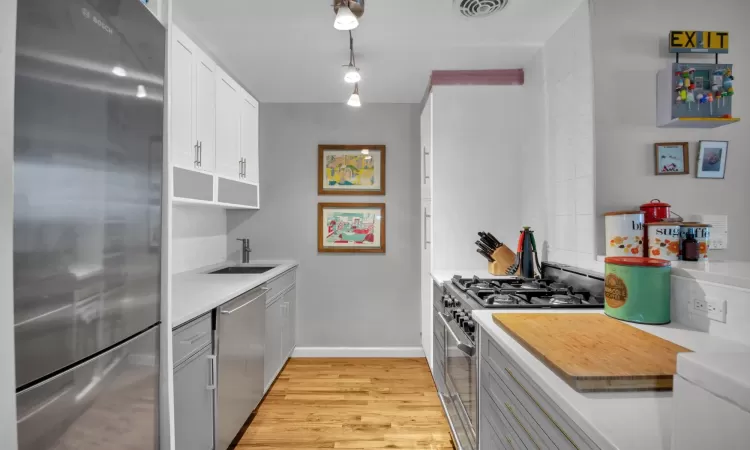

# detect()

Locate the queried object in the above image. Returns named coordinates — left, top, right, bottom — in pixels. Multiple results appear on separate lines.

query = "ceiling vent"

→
left=455, top=0, right=509, bottom=18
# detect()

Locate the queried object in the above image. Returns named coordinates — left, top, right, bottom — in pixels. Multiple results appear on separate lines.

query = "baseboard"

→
left=292, top=346, right=426, bottom=358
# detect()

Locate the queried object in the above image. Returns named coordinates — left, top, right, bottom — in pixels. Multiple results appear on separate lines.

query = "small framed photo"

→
left=697, top=140, right=729, bottom=179
left=654, top=142, right=689, bottom=175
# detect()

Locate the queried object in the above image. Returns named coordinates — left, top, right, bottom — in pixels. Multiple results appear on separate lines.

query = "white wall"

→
left=0, top=0, right=18, bottom=447
left=591, top=0, right=750, bottom=261
left=227, top=103, right=421, bottom=349
left=521, top=50, right=550, bottom=259
left=172, top=205, right=227, bottom=273
left=542, top=1, right=597, bottom=271
left=431, top=86, right=527, bottom=271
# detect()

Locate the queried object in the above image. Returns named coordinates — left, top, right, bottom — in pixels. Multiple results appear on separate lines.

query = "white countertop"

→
left=172, top=260, right=298, bottom=327
left=677, top=352, right=750, bottom=413
left=596, top=256, right=750, bottom=290
left=472, top=309, right=750, bottom=450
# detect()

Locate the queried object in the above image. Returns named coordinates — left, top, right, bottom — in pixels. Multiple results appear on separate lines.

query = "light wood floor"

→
left=236, top=358, right=455, bottom=450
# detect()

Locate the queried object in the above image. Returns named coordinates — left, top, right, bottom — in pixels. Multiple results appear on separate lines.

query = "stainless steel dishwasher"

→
left=216, top=286, right=268, bottom=450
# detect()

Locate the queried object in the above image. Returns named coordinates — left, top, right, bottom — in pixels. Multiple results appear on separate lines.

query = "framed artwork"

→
left=654, top=142, right=689, bottom=175
left=318, top=145, right=385, bottom=195
left=318, top=203, right=386, bottom=253
left=697, top=140, right=729, bottom=179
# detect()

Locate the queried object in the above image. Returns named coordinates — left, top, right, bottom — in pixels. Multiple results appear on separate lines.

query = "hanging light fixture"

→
left=136, top=85, right=147, bottom=98
left=347, top=83, right=361, bottom=107
left=343, top=31, right=361, bottom=83
left=333, top=0, right=364, bottom=31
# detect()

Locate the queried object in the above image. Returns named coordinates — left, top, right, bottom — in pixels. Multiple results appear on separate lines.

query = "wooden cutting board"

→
left=492, top=313, right=692, bottom=392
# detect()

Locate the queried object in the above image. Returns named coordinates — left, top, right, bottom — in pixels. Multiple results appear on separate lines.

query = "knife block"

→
left=488, top=245, right=518, bottom=276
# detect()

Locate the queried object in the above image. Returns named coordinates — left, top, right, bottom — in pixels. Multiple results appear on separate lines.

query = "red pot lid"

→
left=605, top=256, right=671, bottom=267
left=640, top=199, right=671, bottom=208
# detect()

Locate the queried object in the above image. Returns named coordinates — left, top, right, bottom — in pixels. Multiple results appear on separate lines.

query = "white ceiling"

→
left=174, top=0, right=584, bottom=103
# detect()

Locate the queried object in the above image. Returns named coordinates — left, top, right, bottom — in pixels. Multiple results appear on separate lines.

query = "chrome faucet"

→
left=237, top=238, right=251, bottom=263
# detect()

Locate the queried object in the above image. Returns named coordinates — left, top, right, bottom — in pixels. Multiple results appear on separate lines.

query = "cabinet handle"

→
left=206, top=355, right=217, bottom=390
left=194, top=141, right=199, bottom=166
left=220, top=287, right=270, bottom=314
left=423, top=207, right=432, bottom=250
left=422, top=146, right=430, bottom=184
left=180, top=331, right=207, bottom=345
left=239, top=159, right=243, bottom=178
left=243, top=158, right=247, bottom=178
left=504, top=367, right=579, bottom=449
left=197, top=141, right=202, bottom=167
left=504, top=402, right=540, bottom=449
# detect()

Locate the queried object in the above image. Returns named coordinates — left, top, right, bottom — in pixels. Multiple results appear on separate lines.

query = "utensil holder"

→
left=488, top=246, right=518, bottom=276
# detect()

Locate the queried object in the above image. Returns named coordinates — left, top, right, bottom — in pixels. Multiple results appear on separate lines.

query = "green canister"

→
left=604, top=257, right=671, bottom=325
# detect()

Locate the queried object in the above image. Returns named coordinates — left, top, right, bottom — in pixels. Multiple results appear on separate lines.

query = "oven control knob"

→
left=452, top=310, right=460, bottom=319
left=463, top=320, right=475, bottom=332
left=443, top=296, right=453, bottom=307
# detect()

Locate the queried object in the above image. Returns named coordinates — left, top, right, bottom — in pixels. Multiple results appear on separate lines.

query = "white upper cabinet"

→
left=170, top=27, right=196, bottom=170
left=215, top=67, right=241, bottom=180
left=194, top=49, right=216, bottom=173
left=239, top=90, right=259, bottom=185
left=169, top=25, right=260, bottom=209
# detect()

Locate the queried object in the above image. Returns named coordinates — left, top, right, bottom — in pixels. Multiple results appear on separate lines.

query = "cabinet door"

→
left=421, top=199, right=432, bottom=368
left=239, top=90, right=259, bottom=185
left=282, top=284, right=296, bottom=360
left=170, top=27, right=197, bottom=170
left=174, top=345, right=215, bottom=450
left=264, top=297, right=283, bottom=391
left=215, top=68, right=241, bottom=180
left=195, top=49, right=216, bottom=173
left=420, top=93, right=432, bottom=199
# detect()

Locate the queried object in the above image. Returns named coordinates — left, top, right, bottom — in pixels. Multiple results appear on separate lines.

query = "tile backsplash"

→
left=672, top=275, right=750, bottom=346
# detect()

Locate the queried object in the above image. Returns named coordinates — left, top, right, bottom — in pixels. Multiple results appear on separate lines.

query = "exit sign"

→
left=669, top=31, right=729, bottom=54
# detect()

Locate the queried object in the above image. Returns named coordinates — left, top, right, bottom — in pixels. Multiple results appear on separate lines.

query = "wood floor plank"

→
left=237, top=358, right=454, bottom=450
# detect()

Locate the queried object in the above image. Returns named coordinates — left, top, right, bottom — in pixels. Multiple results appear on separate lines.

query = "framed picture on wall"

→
left=318, top=203, right=386, bottom=253
left=654, top=142, right=689, bottom=175
left=697, top=141, right=729, bottom=179
left=318, top=145, right=386, bottom=195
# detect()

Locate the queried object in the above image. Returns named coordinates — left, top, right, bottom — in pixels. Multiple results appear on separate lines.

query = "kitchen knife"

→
left=476, top=240, right=495, bottom=256
left=477, top=248, right=496, bottom=263
left=478, top=232, right=499, bottom=250
left=486, top=232, right=503, bottom=249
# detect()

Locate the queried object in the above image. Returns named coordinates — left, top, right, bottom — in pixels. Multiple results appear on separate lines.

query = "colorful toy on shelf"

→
left=708, top=93, right=714, bottom=114
left=686, top=90, right=695, bottom=109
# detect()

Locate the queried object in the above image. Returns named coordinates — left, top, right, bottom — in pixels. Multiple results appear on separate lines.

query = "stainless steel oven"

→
left=440, top=310, right=477, bottom=450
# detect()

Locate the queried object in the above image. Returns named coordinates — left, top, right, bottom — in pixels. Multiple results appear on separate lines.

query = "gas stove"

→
left=450, top=271, right=604, bottom=309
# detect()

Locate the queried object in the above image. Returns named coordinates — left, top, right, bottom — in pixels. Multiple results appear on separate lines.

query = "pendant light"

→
left=136, top=85, right=147, bottom=98
left=343, top=31, right=361, bottom=83
left=334, top=3, right=358, bottom=31
left=347, top=83, right=361, bottom=107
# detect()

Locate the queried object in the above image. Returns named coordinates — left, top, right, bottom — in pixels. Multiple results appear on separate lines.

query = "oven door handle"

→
left=439, top=313, right=475, bottom=357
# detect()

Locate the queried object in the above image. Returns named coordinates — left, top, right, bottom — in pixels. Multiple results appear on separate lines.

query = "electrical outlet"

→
left=691, top=296, right=726, bottom=323
left=706, top=297, right=727, bottom=323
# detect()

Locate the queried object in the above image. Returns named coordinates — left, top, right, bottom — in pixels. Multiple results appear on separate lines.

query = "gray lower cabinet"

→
left=174, top=344, right=216, bottom=450
left=281, top=284, right=297, bottom=360
left=264, top=273, right=297, bottom=393
left=264, top=294, right=284, bottom=390
left=478, top=327, right=599, bottom=450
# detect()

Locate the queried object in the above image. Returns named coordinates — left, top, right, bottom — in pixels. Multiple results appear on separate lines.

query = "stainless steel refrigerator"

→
left=14, top=0, right=164, bottom=448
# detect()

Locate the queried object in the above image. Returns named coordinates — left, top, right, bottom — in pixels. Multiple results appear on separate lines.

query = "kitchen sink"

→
left=208, top=266, right=276, bottom=275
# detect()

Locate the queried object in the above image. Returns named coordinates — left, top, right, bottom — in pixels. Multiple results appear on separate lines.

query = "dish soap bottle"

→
left=682, top=231, right=699, bottom=262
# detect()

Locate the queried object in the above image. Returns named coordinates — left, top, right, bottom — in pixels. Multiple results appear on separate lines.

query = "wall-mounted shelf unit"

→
left=657, top=63, right=739, bottom=129
left=659, top=117, right=741, bottom=128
